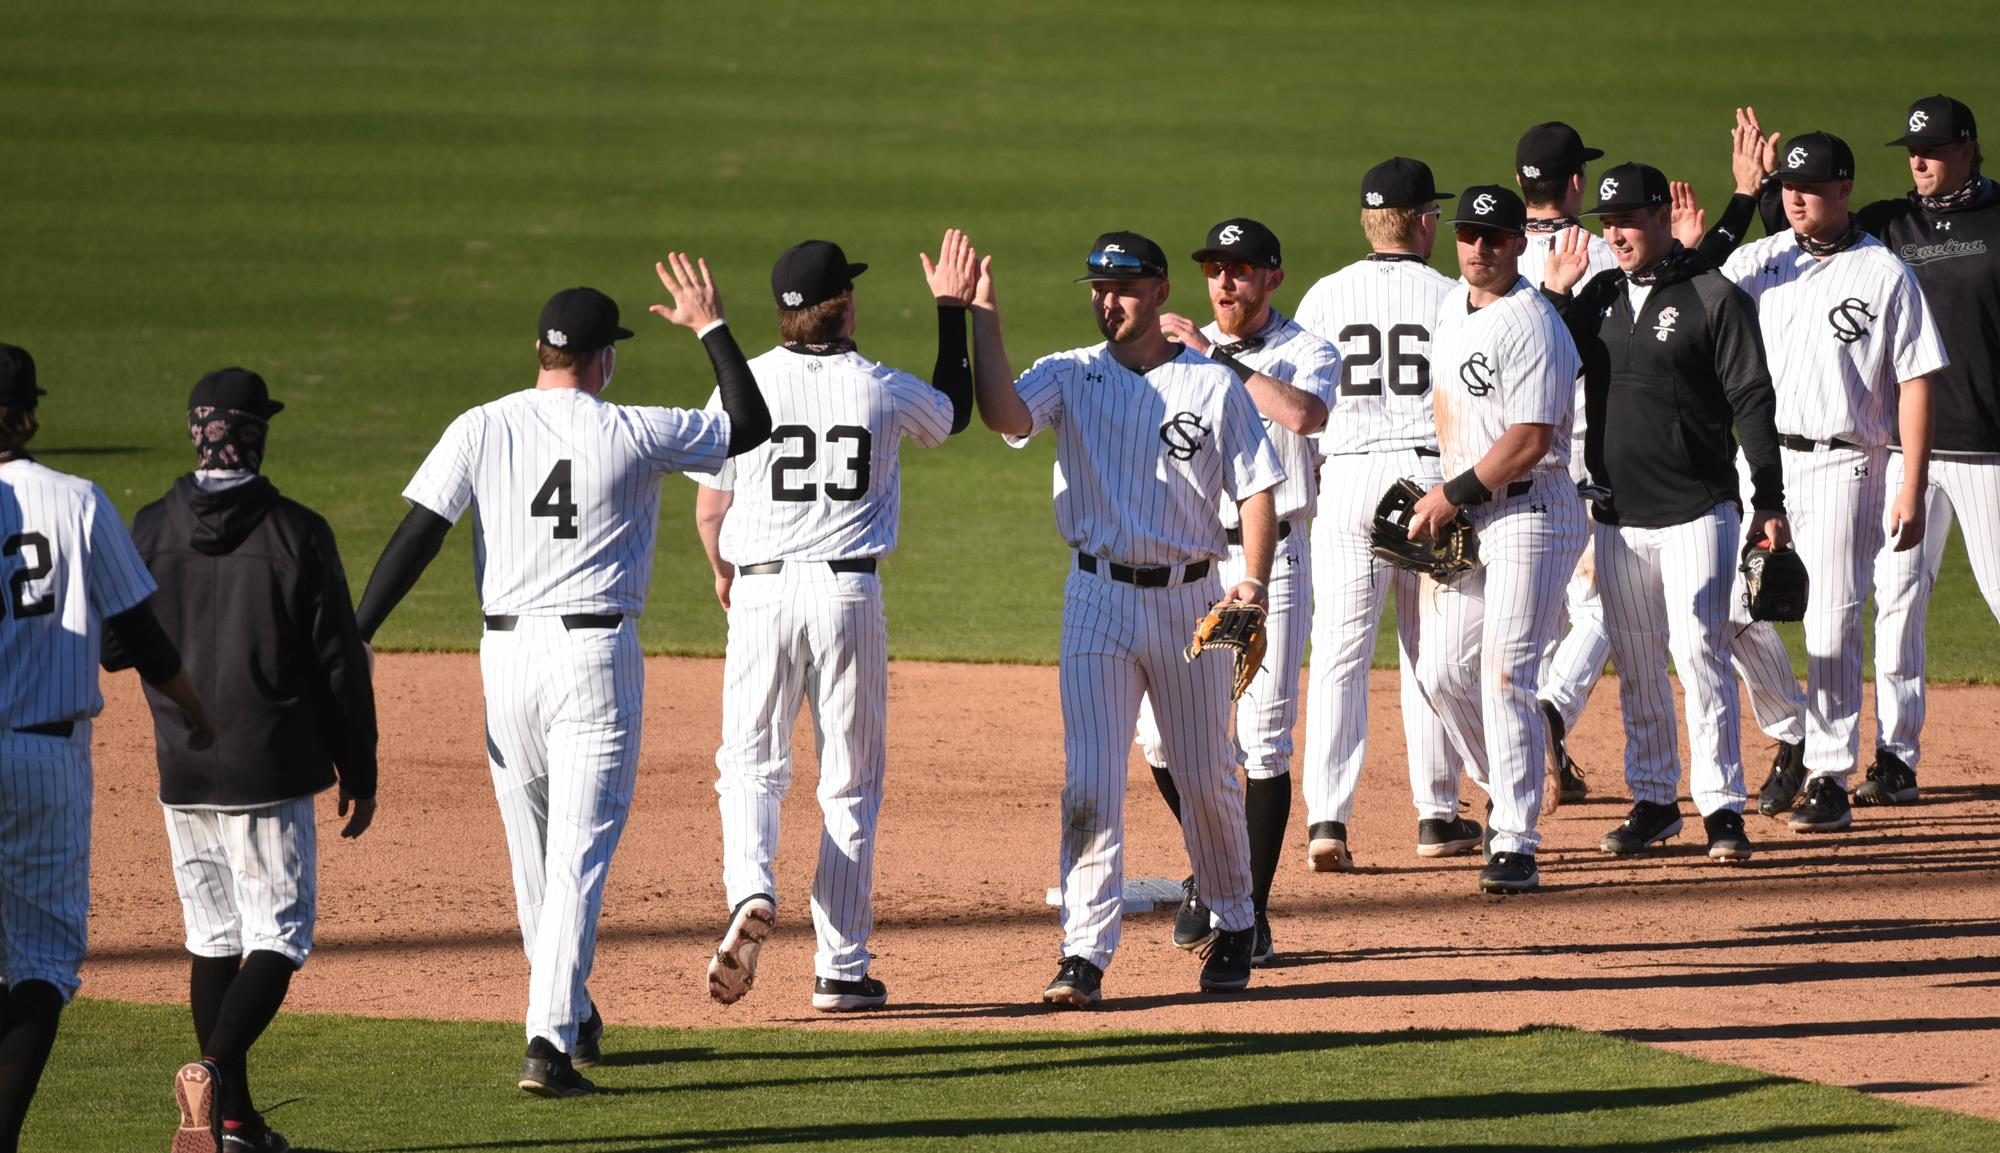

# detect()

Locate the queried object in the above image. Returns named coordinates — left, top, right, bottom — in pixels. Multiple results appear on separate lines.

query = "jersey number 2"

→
left=3, top=532, right=54, bottom=619
left=1338, top=323, right=1431, bottom=396
left=771, top=425, right=872, bottom=502
left=531, top=460, right=580, bottom=539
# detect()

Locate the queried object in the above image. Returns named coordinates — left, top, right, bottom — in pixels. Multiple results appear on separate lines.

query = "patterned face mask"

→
left=189, top=406, right=269, bottom=472
left=1918, top=171, right=1988, bottom=213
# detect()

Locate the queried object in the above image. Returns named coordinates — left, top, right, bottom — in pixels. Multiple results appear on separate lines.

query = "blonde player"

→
left=354, top=263, right=771, bottom=1096
left=1409, top=187, right=1586, bottom=896
left=973, top=231, right=1283, bottom=1006
left=693, top=233, right=974, bottom=1012
left=1293, top=158, right=1476, bottom=870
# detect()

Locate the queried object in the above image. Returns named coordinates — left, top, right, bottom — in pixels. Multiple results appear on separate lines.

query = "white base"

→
left=1043, top=876, right=1186, bottom=913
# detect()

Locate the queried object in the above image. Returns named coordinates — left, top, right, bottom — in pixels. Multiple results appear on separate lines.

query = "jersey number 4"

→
left=770, top=425, right=872, bottom=502
left=531, top=460, right=580, bottom=539
left=1338, top=323, right=1431, bottom=396
left=3, top=532, right=55, bottom=619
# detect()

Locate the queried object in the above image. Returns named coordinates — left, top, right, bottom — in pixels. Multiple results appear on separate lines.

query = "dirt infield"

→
left=81, top=655, right=2000, bottom=1118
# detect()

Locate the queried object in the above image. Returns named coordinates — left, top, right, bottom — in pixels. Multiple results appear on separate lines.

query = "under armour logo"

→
left=1084, top=371, right=1104, bottom=382
left=545, top=329, right=569, bottom=347
left=1828, top=297, right=1876, bottom=344
left=1763, top=262, right=1780, bottom=276
left=1785, top=145, right=1809, bottom=169
left=1937, top=220, right=1953, bottom=232
left=1854, top=463, right=1870, bottom=479
left=1530, top=503, right=1548, bottom=514
left=1472, top=193, right=1497, bottom=216
left=1159, top=412, right=1211, bottom=461
left=1459, top=351, right=1495, bottom=397
left=1521, top=165, right=1542, bottom=179
left=781, top=291, right=804, bottom=307
left=1599, top=176, right=1620, bottom=200
left=1218, top=224, right=1244, bottom=245
left=1365, top=192, right=1386, bottom=207
left=1910, top=109, right=1930, bottom=132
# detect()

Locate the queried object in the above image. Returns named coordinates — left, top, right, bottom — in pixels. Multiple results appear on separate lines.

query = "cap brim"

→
left=1445, top=217, right=1523, bottom=234
left=612, top=325, right=636, bottom=341
left=1581, top=147, right=1605, bottom=161
left=264, top=399, right=285, bottom=416
left=1074, top=272, right=1160, bottom=284
left=847, top=262, right=868, bottom=279
left=1188, top=248, right=1278, bottom=265
left=1885, top=133, right=1948, bottom=147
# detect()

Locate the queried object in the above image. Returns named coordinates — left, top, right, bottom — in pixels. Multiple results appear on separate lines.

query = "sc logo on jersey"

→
left=1159, top=412, right=1211, bottom=461
left=1459, top=352, right=1495, bottom=397
left=1828, top=297, right=1876, bottom=344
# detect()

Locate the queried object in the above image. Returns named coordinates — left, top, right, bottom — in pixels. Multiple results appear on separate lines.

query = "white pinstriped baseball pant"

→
left=164, top=796, right=318, bottom=966
left=1784, top=444, right=1889, bottom=784
left=0, top=723, right=92, bottom=1001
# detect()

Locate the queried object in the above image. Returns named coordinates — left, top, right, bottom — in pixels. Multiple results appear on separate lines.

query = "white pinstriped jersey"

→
left=1199, top=311, right=1339, bottom=525
left=1431, top=277, right=1581, bottom=476
left=1006, top=344, right=1285, bottom=566
left=691, top=346, right=953, bottom=564
left=0, top=459, right=156, bottom=727
left=1722, top=231, right=1949, bottom=446
left=403, top=386, right=730, bottom=616
left=1295, top=256, right=1456, bottom=454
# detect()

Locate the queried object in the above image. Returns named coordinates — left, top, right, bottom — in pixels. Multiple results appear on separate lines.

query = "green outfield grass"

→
left=27, top=998, right=1999, bottom=1152
left=6, top=1, right=1998, bottom=677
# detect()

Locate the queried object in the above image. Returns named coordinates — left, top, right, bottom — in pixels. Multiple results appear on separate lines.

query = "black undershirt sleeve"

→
left=932, top=304, right=974, bottom=434
left=353, top=504, right=452, bottom=642
left=700, top=323, right=771, bottom=456
left=101, top=599, right=182, bottom=685
left=1712, top=284, right=1785, bottom=514
left=1697, top=193, right=1761, bottom=263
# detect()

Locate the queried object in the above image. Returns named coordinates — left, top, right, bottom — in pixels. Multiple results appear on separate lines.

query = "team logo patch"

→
left=1785, top=145, right=1809, bottom=169
left=1827, top=297, right=1876, bottom=344
left=1158, top=412, right=1211, bottom=461
left=545, top=328, right=569, bottom=347
left=1909, top=109, right=1930, bottom=132
left=781, top=291, right=804, bottom=307
left=1365, top=191, right=1385, bottom=207
left=1104, top=243, right=1124, bottom=253
left=1459, top=351, right=1495, bottom=397
left=1218, top=224, right=1244, bottom=245
left=1654, top=305, right=1679, bottom=342
left=1599, top=176, right=1620, bottom=200
left=1472, top=192, right=1497, bottom=216
left=1520, top=165, right=1541, bottom=179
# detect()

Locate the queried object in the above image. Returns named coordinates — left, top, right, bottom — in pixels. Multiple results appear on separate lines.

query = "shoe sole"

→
left=1708, top=843, right=1755, bottom=861
left=1173, top=925, right=1218, bottom=952
left=1416, top=835, right=1481, bottom=858
left=1788, top=812, right=1854, bottom=832
left=1479, top=871, right=1541, bottom=895
left=1601, top=818, right=1683, bottom=855
left=1757, top=798, right=1795, bottom=817
left=1307, top=839, right=1352, bottom=872
left=173, top=1062, right=216, bottom=1153
left=1199, top=973, right=1252, bottom=992
left=707, top=898, right=776, bottom=1005
left=812, top=992, right=889, bottom=1012
left=1042, top=987, right=1099, bottom=1008
left=517, top=1077, right=593, bottom=1098
left=1853, top=785, right=1919, bottom=806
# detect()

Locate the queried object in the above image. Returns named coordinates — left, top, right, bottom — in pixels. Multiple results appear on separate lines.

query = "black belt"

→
left=483, top=614, right=623, bottom=631
left=1224, top=521, right=1294, bottom=546
left=738, top=559, right=878, bottom=576
left=1076, top=553, right=1212, bottom=587
left=12, top=721, right=74, bottom=738
left=1505, top=479, right=1533, bottom=499
left=1778, top=434, right=1857, bottom=452
left=1415, top=447, right=1441, bottom=458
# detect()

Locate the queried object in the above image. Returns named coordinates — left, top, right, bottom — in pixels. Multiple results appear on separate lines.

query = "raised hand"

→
left=972, top=254, right=998, bottom=311
left=1543, top=225, right=1592, bottom=296
left=650, top=252, right=725, bottom=331
left=1670, top=181, right=1707, bottom=249
left=1158, top=312, right=1210, bottom=354
left=1736, top=106, right=1780, bottom=193
left=921, top=228, right=980, bottom=306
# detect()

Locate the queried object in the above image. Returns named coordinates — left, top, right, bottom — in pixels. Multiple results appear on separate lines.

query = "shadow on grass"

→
left=1611, top=1015, right=2000, bottom=1042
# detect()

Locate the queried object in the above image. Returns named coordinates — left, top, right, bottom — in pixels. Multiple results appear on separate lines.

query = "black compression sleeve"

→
left=1697, top=194, right=1760, bottom=263
left=701, top=322, right=771, bottom=456
left=103, top=600, right=182, bottom=685
left=932, top=304, right=974, bottom=434
left=354, top=505, right=452, bottom=642
left=1209, top=350, right=1256, bottom=383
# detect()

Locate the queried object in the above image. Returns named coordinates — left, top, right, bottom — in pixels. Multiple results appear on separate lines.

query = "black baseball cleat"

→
left=1757, top=740, right=1806, bottom=816
left=1199, top=927, right=1255, bottom=992
left=1042, top=956, right=1102, bottom=1008
left=573, top=1004, right=603, bottom=1068
left=1789, top=777, right=1853, bottom=832
left=1171, top=875, right=1216, bottom=951
left=1600, top=801, right=1684, bottom=855
left=1704, top=809, right=1755, bottom=861
left=1416, top=816, right=1483, bottom=858
left=519, top=1037, right=596, bottom=1097
left=1249, top=912, right=1274, bottom=966
left=219, top=1116, right=292, bottom=1152
left=812, top=974, right=888, bottom=1012
left=1855, top=749, right=1920, bottom=806
left=1306, top=820, right=1352, bottom=872
left=1541, top=701, right=1588, bottom=803
left=1478, top=852, right=1540, bottom=894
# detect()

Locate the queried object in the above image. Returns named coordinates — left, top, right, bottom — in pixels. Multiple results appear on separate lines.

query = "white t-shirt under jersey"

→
left=1198, top=310, right=1340, bottom=525
left=404, top=386, right=730, bottom=617
left=692, top=345, right=953, bottom=564
left=1722, top=230, right=1948, bottom=447
left=0, top=458, right=157, bottom=728
left=1006, top=343, right=1285, bottom=566
left=1294, top=254, right=1456, bottom=455
left=1430, top=277, right=1582, bottom=477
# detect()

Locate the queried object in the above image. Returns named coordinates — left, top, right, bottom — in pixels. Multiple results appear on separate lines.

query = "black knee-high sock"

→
left=204, top=952, right=297, bottom=1120
left=1151, top=765, right=1184, bottom=823
left=190, top=953, right=240, bottom=1054
left=0, top=981, right=65, bottom=1153
left=1246, top=775, right=1293, bottom=915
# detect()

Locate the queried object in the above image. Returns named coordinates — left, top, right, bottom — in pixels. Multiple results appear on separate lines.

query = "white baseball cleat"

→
left=707, top=894, right=776, bottom=1005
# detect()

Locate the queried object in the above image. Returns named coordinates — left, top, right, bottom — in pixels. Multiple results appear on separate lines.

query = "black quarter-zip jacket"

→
left=1551, top=248, right=1784, bottom=528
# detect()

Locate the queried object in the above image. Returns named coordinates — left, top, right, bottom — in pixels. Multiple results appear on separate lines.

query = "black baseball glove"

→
left=1368, top=477, right=1480, bottom=577
left=1740, top=531, right=1808, bottom=622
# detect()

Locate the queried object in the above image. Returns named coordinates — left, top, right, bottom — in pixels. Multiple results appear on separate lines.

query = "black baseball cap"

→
left=1774, top=132, right=1856, bottom=184
left=0, top=343, right=43, bottom=410
left=771, top=240, right=867, bottom=311
left=1582, top=162, right=1671, bottom=216
left=188, top=367, right=283, bottom=418
left=1516, top=122, right=1603, bottom=182
left=1362, top=157, right=1453, bottom=209
left=1445, top=185, right=1527, bottom=235
left=1888, top=94, right=1977, bottom=147
left=1076, top=231, right=1169, bottom=283
left=1190, top=218, right=1281, bottom=269
left=538, top=287, right=635, bottom=353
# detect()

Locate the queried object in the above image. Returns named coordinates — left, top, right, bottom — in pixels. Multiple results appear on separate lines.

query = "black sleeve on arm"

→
left=305, top=520, right=379, bottom=800
left=701, top=322, right=771, bottom=456
left=1697, top=193, right=1761, bottom=263
left=932, top=304, right=974, bottom=434
left=1756, top=175, right=1786, bottom=238
left=102, top=599, right=182, bottom=685
left=1709, top=281, right=1784, bottom=513
left=353, top=504, right=452, bottom=642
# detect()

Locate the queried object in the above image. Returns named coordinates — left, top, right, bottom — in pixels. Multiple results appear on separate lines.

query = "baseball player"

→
left=1130, top=218, right=1337, bottom=968
left=1721, top=132, right=1946, bottom=833
left=354, top=263, right=772, bottom=1096
left=1411, top=187, right=1586, bottom=895
left=971, top=231, right=1283, bottom=1005
left=0, top=343, right=216, bottom=1153
left=1293, top=158, right=1478, bottom=871
left=1542, top=163, right=1787, bottom=862
left=692, top=233, right=975, bottom=1012
left=1860, top=96, right=2000, bottom=806
left=111, top=368, right=377, bottom=1153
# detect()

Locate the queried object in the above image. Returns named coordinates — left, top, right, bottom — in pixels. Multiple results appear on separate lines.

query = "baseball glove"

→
left=1186, top=603, right=1267, bottom=701
left=1740, top=532, right=1808, bottom=622
left=1368, top=477, right=1480, bottom=577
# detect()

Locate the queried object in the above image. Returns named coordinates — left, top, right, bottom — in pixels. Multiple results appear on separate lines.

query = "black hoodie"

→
left=125, top=475, right=378, bottom=806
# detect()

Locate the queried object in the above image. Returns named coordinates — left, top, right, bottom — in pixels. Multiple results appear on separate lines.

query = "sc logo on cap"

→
left=1218, top=225, right=1243, bottom=246
left=1599, top=176, right=1619, bottom=201
left=1472, top=193, right=1497, bottom=215
left=1785, top=146, right=1809, bottom=169
left=1910, top=109, right=1930, bottom=132
left=1104, top=244, right=1124, bottom=253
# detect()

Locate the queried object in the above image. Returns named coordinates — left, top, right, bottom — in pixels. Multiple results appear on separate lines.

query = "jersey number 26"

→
left=1338, top=323, right=1430, bottom=396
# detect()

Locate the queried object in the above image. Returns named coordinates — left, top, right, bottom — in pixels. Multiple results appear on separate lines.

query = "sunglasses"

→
left=1202, top=260, right=1258, bottom=280
left=1086, top=249, right=1164, bottom=278
left=1454, top=225, right=1515, bottom=247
